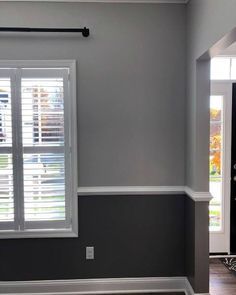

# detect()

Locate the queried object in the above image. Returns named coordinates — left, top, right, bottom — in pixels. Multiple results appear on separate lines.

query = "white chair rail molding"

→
left=77, top=186, right=213, bottom=202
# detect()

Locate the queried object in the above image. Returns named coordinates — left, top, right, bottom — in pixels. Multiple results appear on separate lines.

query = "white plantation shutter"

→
left=0, top=73, right=14, bottom=229
left=0, top=62, right=77, bottom=238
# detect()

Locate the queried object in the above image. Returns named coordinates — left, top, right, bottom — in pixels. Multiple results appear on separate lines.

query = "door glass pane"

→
left=230, top=59, right=236, bottom=79
left=211, top=58, right=231, bottom=80
left=210, top=150, right=222, bottom=176
left=210, top=124, right=222, bottom=151
left=210, top=95, right=223, bottom=232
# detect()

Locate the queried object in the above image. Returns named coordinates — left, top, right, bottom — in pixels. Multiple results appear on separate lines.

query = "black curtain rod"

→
left=0, top=27, right=90, bottom=37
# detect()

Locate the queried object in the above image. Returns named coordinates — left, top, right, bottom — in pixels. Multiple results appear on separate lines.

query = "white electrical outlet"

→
left=86, top=246, right=94, bottom=260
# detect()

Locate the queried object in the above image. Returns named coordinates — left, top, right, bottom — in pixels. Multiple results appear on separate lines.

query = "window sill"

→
left=0, top=228, right=78, bottom=239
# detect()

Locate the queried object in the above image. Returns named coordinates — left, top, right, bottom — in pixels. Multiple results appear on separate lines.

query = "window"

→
left=0, top=61, right=77, bottom=238
left=211, top=58, right=231, bottom=80
left=211, top=57, right=236, bottom=80
left=209, top=95, right=223, bottom=231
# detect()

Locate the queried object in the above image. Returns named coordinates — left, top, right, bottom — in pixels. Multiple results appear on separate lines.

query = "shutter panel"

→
left=0, top=76, right=14, bottom=226
left=0, top=62, right=77, bottom=237
left=21, top=71, right=69, bottom=229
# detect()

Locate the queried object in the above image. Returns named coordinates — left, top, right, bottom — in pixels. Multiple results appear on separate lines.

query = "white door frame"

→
left=210, top=81, right=233, bottom=254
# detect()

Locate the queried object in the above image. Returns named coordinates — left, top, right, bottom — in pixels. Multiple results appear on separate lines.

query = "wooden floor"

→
left=210, top=258, right=236, bottom=295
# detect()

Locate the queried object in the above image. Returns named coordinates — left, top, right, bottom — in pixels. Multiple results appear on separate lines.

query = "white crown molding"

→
left=0, top=277, right=202, bottom=295
left=77, top=186, right=213, bottom=202
left=0, top=0, right=189, bottom=3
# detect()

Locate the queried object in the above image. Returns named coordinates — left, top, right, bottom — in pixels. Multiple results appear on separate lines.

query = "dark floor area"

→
left=210, top=258, right=236, bottom=295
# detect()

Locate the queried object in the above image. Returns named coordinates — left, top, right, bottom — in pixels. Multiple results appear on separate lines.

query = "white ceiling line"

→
left=0, top=0, right=189, bottom=4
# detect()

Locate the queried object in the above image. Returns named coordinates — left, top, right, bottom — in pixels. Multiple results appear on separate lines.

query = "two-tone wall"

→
left=186, top=0, right=236, bottom=293
left=0, top=2, right=212, bottom=295
left=0, top=0, right=189, bottom=285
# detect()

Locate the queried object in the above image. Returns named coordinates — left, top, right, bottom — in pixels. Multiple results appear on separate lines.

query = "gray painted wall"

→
left=185, top=1, right=236, bottom=292
left=186, top=0, right=236, bottom=190
left=0, top=2, right=186, bottom=186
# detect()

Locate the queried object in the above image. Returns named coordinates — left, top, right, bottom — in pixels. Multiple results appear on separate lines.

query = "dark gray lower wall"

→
left=0, top=195, right=186, bottom=281
left=194, top=202, right=210, bottom=293
left=185, top=197, right=195, bottom=288
left=185, top=197, right=209, bottom=293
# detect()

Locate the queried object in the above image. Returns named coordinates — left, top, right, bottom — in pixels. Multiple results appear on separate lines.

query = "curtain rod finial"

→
left=82, top=27, right=90, bottom=38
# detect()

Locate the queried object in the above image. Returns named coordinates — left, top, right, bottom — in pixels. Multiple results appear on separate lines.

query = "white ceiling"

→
left=0, top=0, right=189, bottom=3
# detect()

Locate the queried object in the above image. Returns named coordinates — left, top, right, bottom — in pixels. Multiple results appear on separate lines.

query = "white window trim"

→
left=209, top=81, right=233, bottom=253
left=0, top=60, right=78, bottom=239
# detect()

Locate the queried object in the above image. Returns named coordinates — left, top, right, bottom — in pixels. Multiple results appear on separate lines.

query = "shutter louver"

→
left=0, top=154, right=14, bottom=222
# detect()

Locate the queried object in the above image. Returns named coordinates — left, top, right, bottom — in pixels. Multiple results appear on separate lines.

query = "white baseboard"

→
left=185, top=278, right=210, bottom=295
left=0, top=277, right=209, bottom=295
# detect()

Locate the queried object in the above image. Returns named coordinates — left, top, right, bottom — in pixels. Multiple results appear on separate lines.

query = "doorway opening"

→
left=210, top=55, right=236, bottom=254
